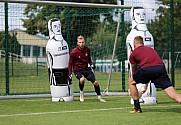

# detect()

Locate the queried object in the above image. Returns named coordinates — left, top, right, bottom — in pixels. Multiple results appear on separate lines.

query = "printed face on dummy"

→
left=51, top=20, right=61, bottom=35
left=77, top=37, right=85, bottom=50
left=133, top=8, right=145, bottom=24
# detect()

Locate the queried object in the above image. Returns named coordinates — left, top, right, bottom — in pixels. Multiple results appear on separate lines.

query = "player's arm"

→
left=68, top=52, right=74, bottom=75
left=129, top=52, right=137, bottom=77
left=88, top=49, right=96, bottom=71
left=87, top=48, right=93, bottom=65
left=131, top=63, right=137, bottom=75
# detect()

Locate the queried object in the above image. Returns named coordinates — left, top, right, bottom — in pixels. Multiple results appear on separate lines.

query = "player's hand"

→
left=68, top=74, right=72, bottom=81
left=141, top=84, right=147, bottom=94
left=91, top=64, right=96, bottom=73
left=91, top=64, right=96, bottom=70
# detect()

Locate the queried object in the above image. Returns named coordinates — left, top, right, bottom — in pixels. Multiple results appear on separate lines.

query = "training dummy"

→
left=126, top=7, right=157, bottom=104
left=46, top=18, right=73, bottom=102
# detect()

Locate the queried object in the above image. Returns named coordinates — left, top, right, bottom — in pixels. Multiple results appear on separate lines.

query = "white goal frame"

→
left=0, top=0, right=131, bottom=99
left=0, top=0, right=132, bottom=9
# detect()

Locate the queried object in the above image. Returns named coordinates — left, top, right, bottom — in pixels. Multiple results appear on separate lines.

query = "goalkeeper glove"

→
left=68, top=74, right=72, bottom=81
left=91, top=64, right=96, bottom=73
left=91, top=64, right=96, bottom=70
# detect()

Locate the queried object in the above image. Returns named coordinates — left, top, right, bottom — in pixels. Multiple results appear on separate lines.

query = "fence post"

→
left=120, top=0, right=126, bottom=92
left=5, top=2, right=9, bottom=95
left=66, top=6, right=71, bottom=47
left=170, top=0, right=175, bottom=87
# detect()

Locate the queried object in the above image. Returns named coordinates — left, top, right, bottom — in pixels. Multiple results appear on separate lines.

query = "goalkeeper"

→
left=129, top=36, right=181, bottom=113
left=68, top=35, right=106, bottom=102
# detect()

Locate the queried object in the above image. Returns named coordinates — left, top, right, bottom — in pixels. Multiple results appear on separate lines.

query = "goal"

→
left=0, top=0, right=131, bottom=98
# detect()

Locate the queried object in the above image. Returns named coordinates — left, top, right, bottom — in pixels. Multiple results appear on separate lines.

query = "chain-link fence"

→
left=0, top=0, right=180, bottom=96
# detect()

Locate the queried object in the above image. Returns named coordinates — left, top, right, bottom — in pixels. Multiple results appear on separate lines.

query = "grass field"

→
left=0, top=57, right=128, bottom=95
left=0, top=90, right=181, bottom=125
left=1, top=57, right=181, bottom=95
left=0, top=58, right=181, bottom=125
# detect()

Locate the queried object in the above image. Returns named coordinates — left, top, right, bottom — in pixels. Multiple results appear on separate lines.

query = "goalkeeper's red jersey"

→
left=68, top=46, right=92, bottom=75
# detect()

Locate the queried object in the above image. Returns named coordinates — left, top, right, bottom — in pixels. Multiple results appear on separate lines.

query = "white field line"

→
left=0, top=104, right=180, bottom=117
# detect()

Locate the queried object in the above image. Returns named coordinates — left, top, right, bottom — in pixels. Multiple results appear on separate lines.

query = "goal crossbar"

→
left=0, top=0, right=132, bottom=9
left=0, top=0, right=131, bottom=97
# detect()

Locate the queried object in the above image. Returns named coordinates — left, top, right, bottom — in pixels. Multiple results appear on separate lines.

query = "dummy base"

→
left=131, top=97, right=157, bottom=105
left=52, top=95, right=74, bottom=102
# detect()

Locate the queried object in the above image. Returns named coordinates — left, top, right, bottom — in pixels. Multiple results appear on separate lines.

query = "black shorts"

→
left=133, top=65, right=173, bottom=90
left=74, top=68, right=96, bottom=83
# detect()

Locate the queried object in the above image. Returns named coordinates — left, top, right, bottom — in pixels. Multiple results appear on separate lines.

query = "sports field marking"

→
left=0, top=104, right=180, bottom=117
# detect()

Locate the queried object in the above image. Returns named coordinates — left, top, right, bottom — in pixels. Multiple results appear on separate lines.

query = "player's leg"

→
left=129, top=67, right=151, bottom=113
left=129, top=78, right=139, bottom=100
left=93, top=81, right=106, bottom=102
left=79, top=76, right=85, bottom=102
left=164, top=86, right=181, bottom=103
left=129, top=78, right=142, bottom=113
left=85, top=69, right=100, bottom=95
left=153, top=65, right=181, bottom=103
left=74, top=70, right=85, bottom=102
left=74, top=71, right=85, bottom=91
left=86, top=70, right=106, bottom=102
left=79, top=76, right=85, bottom=91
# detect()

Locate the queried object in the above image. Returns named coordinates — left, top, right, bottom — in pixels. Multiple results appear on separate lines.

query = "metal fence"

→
left=0, top=0, right=180, bottom=96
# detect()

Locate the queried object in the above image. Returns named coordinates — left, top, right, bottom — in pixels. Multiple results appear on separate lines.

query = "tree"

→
left=148, top=0, right=181, bottom=57
left=0, top=31, right=20, bottom=55
left=86, top=23, right=116, bottom=60
left=22, top=0, right=117, bottom=50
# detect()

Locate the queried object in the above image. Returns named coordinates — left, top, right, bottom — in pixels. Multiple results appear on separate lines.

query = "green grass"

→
left=0, top=58, right=127, bottom=95
left=0, top=90, right=181, bottom=125
left=0, top=57, right=181, bottom=95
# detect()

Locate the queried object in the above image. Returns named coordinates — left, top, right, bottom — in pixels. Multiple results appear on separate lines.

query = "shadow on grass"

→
left=142, top=100, right=181, bottom=113
left=144, top=107, right=181, bottom=113
left=156, top=101, right=175, bottom=104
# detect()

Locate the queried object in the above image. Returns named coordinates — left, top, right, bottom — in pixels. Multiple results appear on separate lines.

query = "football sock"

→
left=79, top=82, right=84, bottom=91
left=94, top=85, right=101, bottom=95
left=134, top=99, right=141, bottom=110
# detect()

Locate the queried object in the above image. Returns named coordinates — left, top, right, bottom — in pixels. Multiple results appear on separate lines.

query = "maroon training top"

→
left=129, top=45, right=164, bottom=68
left=68, top=46, right=92, bottom=74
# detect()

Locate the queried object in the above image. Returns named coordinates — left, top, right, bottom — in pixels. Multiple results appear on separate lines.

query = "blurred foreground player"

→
left=129, top=36, right=181, bottom=113
left=46, top=18, right=73, bottom=102
left=126, top=7, right=157, bottom=104
left=68, top=35, right=106, bottom=102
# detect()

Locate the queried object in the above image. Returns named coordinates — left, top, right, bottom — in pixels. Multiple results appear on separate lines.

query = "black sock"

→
left=94, top=85, right=101, bottom=95
left=79, top=82, right=84, bottom=91
left=134, top=99, right=141, bottom=110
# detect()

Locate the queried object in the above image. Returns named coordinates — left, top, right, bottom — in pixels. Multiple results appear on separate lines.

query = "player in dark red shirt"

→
left=129, top=36, right=181, bottom=113
left=68, top=35, right=106, bottom=102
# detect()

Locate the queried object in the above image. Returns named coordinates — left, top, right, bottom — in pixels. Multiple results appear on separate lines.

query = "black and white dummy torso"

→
left=126, top=7, right=157, bottom=104
left=46, top=18, right=73, bottom=102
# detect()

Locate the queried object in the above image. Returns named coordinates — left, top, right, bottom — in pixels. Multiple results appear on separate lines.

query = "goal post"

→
left=0, top=0, right=132, bottom=9
left=0, top=0, right=132, bottom=98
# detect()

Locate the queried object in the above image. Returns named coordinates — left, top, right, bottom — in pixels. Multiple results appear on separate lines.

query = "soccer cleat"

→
left=80, top=91, right=84, bottom=102
left=130, top=108, right=142, bottom=113
left=98, top=95, right=106, bottom=102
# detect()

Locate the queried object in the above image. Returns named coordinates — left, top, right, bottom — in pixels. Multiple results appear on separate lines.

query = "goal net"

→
left=0, top=0, right=131, bottom=97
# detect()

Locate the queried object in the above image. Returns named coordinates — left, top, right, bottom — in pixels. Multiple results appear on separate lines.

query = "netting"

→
left=0, top=1, right=131, bottom=96
left=0, top=0, right=180, bottom=97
